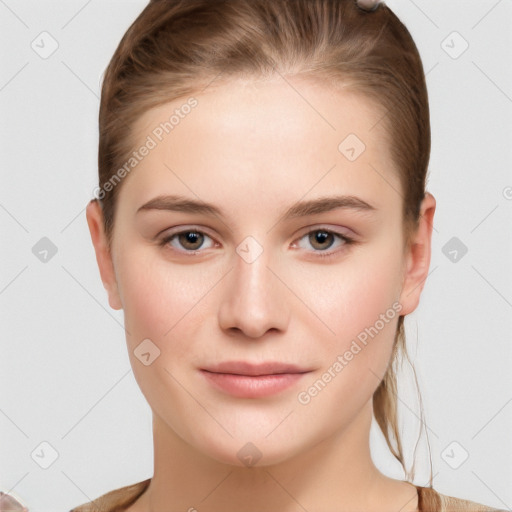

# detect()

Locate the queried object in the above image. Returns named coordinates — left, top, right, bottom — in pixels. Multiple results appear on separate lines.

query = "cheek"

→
left=294, top=240, right=403, bottom=338
left=116, top=250, right=216, bottom=349
left=290, top=238, right=404, bottom=393
left=292, top=265, right=403, bottom=419
left=115, top=252, right=214, bottom=407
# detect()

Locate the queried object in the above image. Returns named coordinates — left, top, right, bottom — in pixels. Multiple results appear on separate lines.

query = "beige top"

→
left=70, top=478, right=506, bottom=512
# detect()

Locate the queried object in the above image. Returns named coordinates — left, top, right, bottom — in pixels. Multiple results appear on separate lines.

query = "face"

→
left=88, top=75, right=434, bottom=468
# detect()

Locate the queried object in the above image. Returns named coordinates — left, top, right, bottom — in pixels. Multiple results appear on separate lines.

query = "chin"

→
left=191, top=429, right=305, bottom=469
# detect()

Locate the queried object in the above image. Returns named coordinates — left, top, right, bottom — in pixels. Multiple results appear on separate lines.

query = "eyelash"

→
left=158, top=227, right=356, bottom=260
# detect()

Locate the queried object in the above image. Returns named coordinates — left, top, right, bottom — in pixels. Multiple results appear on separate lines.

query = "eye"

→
left=158, top=226, right=355, bottom=258
left=292, top=228, right=355, bottom=258
left=159, top=229, right=216, bottom=253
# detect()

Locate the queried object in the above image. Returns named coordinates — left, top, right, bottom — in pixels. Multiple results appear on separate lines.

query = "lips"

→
left=200, top=361, right=312, bottom=398
left=201, top=360, right=310, bottom=376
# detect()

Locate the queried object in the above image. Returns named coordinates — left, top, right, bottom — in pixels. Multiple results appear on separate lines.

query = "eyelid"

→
left=157, top=224, right=216, bottom=239
left=158, top=225, right=219, bottom=255
left=293, top=223, right=357, bottom=240
left=290, top=226, right=356, bottom=259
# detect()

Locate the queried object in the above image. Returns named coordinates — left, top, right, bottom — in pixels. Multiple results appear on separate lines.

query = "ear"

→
left=86, top=199, right=123, bottom=310
left=398, top=192, right=436, bottom=315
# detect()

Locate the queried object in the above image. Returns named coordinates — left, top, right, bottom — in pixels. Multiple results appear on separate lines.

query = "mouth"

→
left=201, top=360, right=311, bottom=376
left=200, top=361, right=312, bottom=398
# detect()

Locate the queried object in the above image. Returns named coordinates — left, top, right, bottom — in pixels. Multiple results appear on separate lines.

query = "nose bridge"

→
left=217, top=235, right=289, bottom=338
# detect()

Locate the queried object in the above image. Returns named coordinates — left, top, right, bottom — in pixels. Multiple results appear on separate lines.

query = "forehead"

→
left=134, top=74, right=389, bottom=148
left=120, top=75, right=399, bottom=216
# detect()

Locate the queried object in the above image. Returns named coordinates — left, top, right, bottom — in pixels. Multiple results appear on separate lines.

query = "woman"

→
left=71, top=0, right=504, bottom=510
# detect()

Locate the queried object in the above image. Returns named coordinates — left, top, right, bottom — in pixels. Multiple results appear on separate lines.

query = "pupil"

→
left=310, top=231, right=333, bottom=250
left=181, top=231, right=202, bottom=249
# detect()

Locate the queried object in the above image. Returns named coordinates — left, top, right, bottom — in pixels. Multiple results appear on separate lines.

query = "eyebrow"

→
left=136, top=194, right=376, bottom=220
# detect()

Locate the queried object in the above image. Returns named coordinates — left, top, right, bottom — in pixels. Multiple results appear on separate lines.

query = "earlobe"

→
left=398, top=193, right=436, bottom=316
left=85, top=199, right=123, bottom=311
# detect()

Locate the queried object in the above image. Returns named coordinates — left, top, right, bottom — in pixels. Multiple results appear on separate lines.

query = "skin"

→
left=87, top=75, right=435, bottom=512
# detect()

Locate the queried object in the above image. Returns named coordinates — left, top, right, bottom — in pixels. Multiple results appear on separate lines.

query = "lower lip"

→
left=201, top=370, right=308, bottom=398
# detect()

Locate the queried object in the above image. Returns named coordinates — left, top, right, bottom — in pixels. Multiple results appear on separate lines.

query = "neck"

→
left=139, top=400, right=407, bottom=512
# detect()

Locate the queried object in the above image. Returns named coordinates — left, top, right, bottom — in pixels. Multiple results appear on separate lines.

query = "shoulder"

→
left=69, top=478, right=150, bottom=512
left=416, top=485, right=507, bottom=512
left=69, top=480, right=506, bottom=512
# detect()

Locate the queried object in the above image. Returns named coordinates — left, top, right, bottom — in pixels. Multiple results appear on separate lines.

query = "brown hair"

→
left=96, top=0, right=432, bottom=484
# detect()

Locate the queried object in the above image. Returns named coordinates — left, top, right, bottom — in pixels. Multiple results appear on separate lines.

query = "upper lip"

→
left=201, top=361, right=311, bottom=376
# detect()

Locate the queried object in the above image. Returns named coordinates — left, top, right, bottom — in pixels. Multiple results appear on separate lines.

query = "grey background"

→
left=1, top=1, right=511, bottom=511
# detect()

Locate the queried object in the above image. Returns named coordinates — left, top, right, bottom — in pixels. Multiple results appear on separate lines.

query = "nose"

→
left=217, top=241, right=290, bottom=339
